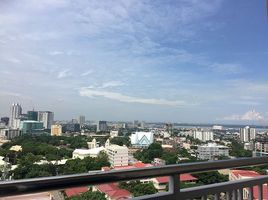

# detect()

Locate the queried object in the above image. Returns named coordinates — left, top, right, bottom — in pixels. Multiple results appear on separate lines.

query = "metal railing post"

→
left=169, top=174, right=180, bottom=199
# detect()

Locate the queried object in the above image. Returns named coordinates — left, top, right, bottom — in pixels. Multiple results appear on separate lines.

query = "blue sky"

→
left=0, top=0, right=268, bottom=124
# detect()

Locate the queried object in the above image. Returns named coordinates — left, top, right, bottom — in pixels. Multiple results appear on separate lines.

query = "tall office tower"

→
left=9, top=103, right=22, bottom=128
left=27, top=111, right=38, bottom=121
left=78, top=115, right=85, bottom=126
left=38, top=111, right=54, bottom=129
left=97, top=121, right=108, bottom=132
left=240, top=126, right=256, bottom=142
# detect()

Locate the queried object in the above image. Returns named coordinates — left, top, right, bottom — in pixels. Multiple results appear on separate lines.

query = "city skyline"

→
left=1, top=0, right=268, bottom=123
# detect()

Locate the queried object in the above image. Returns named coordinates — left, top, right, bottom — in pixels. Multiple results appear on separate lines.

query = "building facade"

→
left=197, top=143, right=229, bottom=160
left=193, top=130, right=214, bottom=142
left=20, top=120, right=44, bottom=135
left=130, top=132, right=154, bottom=148
left=240, top=126, right=256, bottom=142
left=0, top=128, right=21, bottom=139
left=72, top=147, right=105, bottom=159
left=78, top=115, right=85, bottom=126
left=9, top=103, right=22, bottom=129
left=38, top=111, right=54, bottom=129
left=27, top=111, right=38, bottom=121
left=51, top=124, right=62, bottom=136
left=106, top=145, right=128, bottom=167
left=97, top=121, right=108, bottom=132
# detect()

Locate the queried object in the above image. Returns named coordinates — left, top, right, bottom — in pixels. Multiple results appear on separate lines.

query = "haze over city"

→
left=1, top=0, right=268, bottom=124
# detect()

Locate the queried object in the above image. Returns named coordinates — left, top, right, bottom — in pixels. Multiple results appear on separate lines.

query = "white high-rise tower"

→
left=9, top=103, right=22, bottom=129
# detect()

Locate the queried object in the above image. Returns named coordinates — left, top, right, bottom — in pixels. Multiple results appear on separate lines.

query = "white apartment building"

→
left=106, top=145, right=128, bottom=167
left=197, top=143, right=229, bottom=160
left=9, top=103, right=22, bottom=129
left=240, top=126, right=256, bottom=142
left=193, top=130, right=214, bottom=142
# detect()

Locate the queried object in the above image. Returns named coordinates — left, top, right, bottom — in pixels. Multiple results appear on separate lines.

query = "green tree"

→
left=195, top=171, right=228, bottom=185
left=110, top=137, right=130, bottom=147
left=119, top=181, right=157, bottom=197
left=67, top=189, right=106, bottom=200
left=229, top=139, right=252, bottom=157
left=161, top=152, right=178, bottom=164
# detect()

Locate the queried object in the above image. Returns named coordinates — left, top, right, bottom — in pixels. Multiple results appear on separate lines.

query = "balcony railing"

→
left=1, top=157, right=268, bottom=199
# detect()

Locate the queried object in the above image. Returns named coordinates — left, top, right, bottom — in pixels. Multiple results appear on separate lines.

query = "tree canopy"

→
left=119, top=181, right=157, bottom=197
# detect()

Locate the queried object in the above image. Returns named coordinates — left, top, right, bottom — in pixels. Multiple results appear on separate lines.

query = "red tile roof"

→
left=231, top=170, right=261, bottom=179
left=231, top=170, right=267, bottom=200
left=155, top=174, right=197, bottom=184
left=65, top=187, right=88, bottom=197
left=96, top=183, right=131, bottom=199
left=133, top=162, right=152, bottom=168
left=113, top=162, right=152, bottom=170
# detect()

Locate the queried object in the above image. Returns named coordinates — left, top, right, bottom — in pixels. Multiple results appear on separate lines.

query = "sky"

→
left=1, top=0, right=268, bottom=124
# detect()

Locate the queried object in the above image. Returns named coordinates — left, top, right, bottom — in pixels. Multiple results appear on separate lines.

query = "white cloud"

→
left=80, top=70, right=93, bottom=76
left=79, top=87, right=188, bottom=107
left=49, top=51, right=64, bottom=56
left=57, top=69, right=71, bottom=79
left=211, top=63, right=242, bottom=74
left=223, top=110, right=264, bottom=121
left=100, top=81, right=124, bottom=88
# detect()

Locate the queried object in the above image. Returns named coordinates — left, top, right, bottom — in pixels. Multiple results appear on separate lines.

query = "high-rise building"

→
left=240, top=126, right=256, bottom=142
left=165, top=123, right=173, bottom=134
left=62, top=123, right=80, bottom=132
left=38, top=111, right=54, bottom=129
left=97, top=121, right=108, bottom=132
left=0, top=117, right=9, bottom=126
left=133, top=120, right=139, bottom=128
left=9, top=103, right=22, bottom=129
left=51, top=124, right=62, bottom=136
left=78, top=115, right=85, bottom=126
left=0, top=128, right=21, bottom=140
left=193, top=130, right=214, bottom=142
left=27, top=111, right=38, bottom=121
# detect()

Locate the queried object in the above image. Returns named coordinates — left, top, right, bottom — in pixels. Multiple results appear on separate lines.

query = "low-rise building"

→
left=87, top=138, right=97, bottom=149
left=152, top=174, right=197, bottom=191
left=197, top=143, right=229, bottom=160
left=93, top=183, right=132, bottom=200
left=51, top=124, right=62, bottom=136
left=10, top=145, right=22, bottom=152
left=110, top=130, right=118, bottom=138
left=229, top=170, right=267, bottom=199
left=153, top=158, right=166, bottom=166
left=72, top=147, right=105, bottom=159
